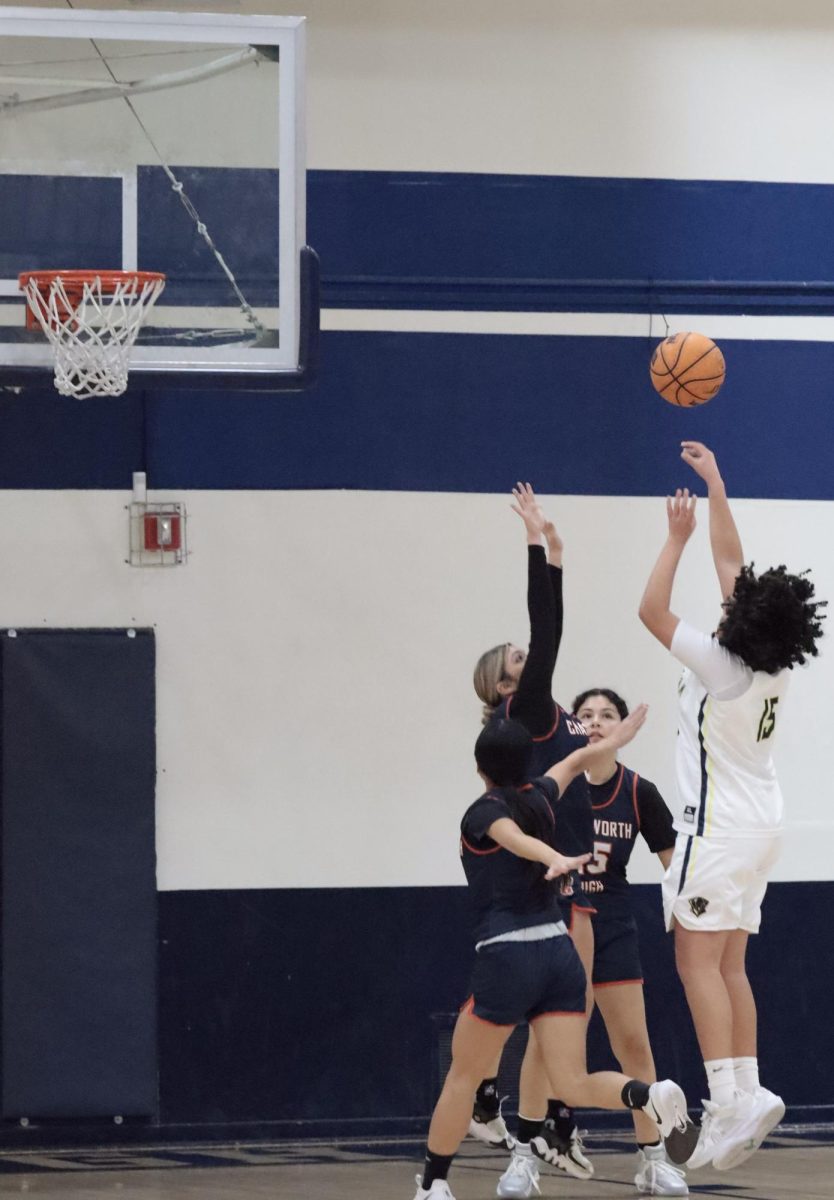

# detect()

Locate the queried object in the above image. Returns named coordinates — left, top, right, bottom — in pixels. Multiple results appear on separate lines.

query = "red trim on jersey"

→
left=591, top=763, right=625, bottom=811
left=460, top=835, right=501, bottom=857
left=631, top=773, right=642, bottom=829
left=593, top=978, right=644, bottom=989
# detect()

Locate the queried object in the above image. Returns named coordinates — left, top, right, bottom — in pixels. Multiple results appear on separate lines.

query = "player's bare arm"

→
left=638, top=490, right=697, bottom=649
left=485, top=817, right=589, bottom=878
left=681, top=440, right=743, bottom=602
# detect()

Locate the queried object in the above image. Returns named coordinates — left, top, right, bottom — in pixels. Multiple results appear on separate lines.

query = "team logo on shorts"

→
left=689, top=896, right=709, bottom=917
left=683, top=805, right=696, bottom=824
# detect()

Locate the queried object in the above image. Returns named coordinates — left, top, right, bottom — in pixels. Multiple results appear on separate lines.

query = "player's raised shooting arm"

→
left=681, top=442, right=743, bottom=602
left=639, top=491, right=696, bottom=649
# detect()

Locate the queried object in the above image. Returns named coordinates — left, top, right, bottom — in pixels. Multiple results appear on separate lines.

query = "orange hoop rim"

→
left=19, top=269, right=166, bottom=296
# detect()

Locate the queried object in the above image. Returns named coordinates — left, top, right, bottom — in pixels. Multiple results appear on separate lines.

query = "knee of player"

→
left=546, top=1068, right=589, bottom=1106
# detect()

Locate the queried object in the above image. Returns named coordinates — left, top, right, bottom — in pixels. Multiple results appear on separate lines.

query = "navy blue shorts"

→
left=464, top=933, right=587, bottom=1026
left=591, top=914, right=643, bottom=987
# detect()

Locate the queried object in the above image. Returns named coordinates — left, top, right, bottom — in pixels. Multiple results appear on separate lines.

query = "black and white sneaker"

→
left=643, top=1081, right=699, bottom=1166
left=530, top=1123, right=593, bottom=1180
left=468, top=1099, right=514, bottom=1151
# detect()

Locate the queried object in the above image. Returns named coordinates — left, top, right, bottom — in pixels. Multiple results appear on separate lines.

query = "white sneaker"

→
left=686, top=1096, right=741, bottom=1170
left=643, top=1080, right=699, bottom=1165
left=530, top=1126, right=594, bottom=1180
left=496, top=1145, right=541, bottom=1198
left=634, top=1143, right=689, bottom=1196
left=413, top=1174, right=456, bottom=1200
left=712, top=1086, right=785, bottom=1171
left=469, top=1100, right=515, bottom=1151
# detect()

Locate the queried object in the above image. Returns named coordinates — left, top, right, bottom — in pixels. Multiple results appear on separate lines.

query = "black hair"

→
left=571, top=687, right=629, bottom=720
left=718, top=564, right=826, bottom=674
left=475, top=719, right=532, bottom=786
left=474, top=719, right=551, bottom=842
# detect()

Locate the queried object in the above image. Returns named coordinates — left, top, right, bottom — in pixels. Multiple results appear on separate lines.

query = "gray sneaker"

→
left=634, top=1143, right=689, bottom=1195
left=496, top=1146, right=541, bottom=1198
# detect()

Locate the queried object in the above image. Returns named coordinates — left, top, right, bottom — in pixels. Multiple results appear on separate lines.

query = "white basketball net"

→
left=22, top=273, right=166, bottom=399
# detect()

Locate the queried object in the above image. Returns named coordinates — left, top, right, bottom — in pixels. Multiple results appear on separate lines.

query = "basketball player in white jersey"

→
left=638, top=441, right=825, bottom=1173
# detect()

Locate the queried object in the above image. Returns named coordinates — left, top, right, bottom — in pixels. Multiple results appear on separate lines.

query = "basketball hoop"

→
left=18, top=270, right=166, bottom=398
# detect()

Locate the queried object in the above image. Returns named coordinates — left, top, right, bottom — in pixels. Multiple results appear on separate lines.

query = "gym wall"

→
left=0, top=1, right=832, bottom=1134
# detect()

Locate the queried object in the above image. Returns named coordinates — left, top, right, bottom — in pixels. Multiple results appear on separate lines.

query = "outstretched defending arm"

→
left=545, top=703, right=649, bottom=795
left=681, top=441, right=743, bottom=602
left=507, top=484, right=559, bottom=734
left=485, top=818, right=590, bottom=880
left=638, top=490, right=697, bottom=649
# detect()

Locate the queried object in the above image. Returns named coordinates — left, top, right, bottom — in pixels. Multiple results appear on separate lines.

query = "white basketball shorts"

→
left=662, top=832, right=782, bottom=933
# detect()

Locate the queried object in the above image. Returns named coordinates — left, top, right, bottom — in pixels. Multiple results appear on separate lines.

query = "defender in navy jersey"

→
left=639, top=442, right=825, bottom=1175
left=411, top=714, right=699, bottom=1200
left=472, top=484, right=596, bottom=1183
left=573, top=688, right=685, bottom=1197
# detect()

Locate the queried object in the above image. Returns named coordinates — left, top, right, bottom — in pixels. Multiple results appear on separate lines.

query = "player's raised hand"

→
left=608, top=702, right=648, bottom=751
left=667, top=488, right=697, bottom=544
left=681, top=441, right=721, bottom=486
left=510, top=482, right=547, bottom=540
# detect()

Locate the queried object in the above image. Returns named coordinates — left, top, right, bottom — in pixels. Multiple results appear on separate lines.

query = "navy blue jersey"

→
left=460, top=778, right=565, bottom=943
left=580, top=764, right=676, bottom=919
left=497, top=695, right=593, bottom=858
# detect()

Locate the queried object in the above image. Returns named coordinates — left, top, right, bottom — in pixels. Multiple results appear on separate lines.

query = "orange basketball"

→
left=649, top=332, right=725, bottom=407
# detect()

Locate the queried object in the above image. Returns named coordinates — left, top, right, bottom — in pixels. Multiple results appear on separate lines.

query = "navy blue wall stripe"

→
left=0, top=332, right=831, bottom=498
left=0, top=176, right=122, bottom=276
left=6, top=169, right=834, bottom=312
left=308, top=171, right=834, bottom=314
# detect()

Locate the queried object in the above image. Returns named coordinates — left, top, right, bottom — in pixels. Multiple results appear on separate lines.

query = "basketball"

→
left=649, top=332, right=725, bottom=407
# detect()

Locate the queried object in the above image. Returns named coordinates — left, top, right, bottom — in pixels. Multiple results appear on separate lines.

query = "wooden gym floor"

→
left=0, top=1127, right=830, bottom=1200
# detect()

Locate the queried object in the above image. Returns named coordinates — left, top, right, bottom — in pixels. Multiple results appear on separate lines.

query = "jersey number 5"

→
left=756, top=697, right=779, bottom=743
left=583, top=840, right=612, bottom=876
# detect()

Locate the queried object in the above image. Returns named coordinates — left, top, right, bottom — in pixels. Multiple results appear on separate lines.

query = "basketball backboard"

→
left=0, top=6, right=317, bottom=393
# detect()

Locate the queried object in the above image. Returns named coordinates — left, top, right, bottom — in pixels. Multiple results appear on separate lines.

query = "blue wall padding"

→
left=0, top=332, right=831, bottom=498
left=156, top=880, right=834, bottom=1127
left=1, top=630, right=157, bottom=1118
left=0, top=176, right=122, bottom=276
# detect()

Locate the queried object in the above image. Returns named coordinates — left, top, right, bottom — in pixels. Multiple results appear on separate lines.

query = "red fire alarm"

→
left=143, top=513, right=182, bottom=551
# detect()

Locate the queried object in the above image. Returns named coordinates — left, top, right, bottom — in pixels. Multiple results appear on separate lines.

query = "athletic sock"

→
left=545, top=1098, right=574, bottom=1136
left=475, top=1076, right=500, bottom=1117
left=516, top=1114, right=545, bottom=1144
left=704, top=1058, right=736, bottom=1106
left=733, top=1056, right=760, bottom=1094
left=621, top=1079, right=651, bottom=1111
left=422, top=1149, right=454, bottom=1189
left=638, top=1138, right=662, bottom=1151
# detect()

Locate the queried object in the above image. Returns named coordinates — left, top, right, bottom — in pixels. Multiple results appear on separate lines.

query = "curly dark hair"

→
left=571, top=687, right=629, bottom=720
left=718, top=564, right=826, bottom=673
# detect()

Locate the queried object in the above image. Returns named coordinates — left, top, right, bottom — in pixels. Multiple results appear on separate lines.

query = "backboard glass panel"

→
left=0, top=7, right=314, bottom=391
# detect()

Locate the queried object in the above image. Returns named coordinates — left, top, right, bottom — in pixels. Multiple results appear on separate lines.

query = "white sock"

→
left=734, top=1056, right=760, bottom=1094
left=704, top=1058, right=736, bottom=1106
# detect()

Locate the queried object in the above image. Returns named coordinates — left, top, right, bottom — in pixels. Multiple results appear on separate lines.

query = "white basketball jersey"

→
left=673, top=626, right=789, bottom=839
